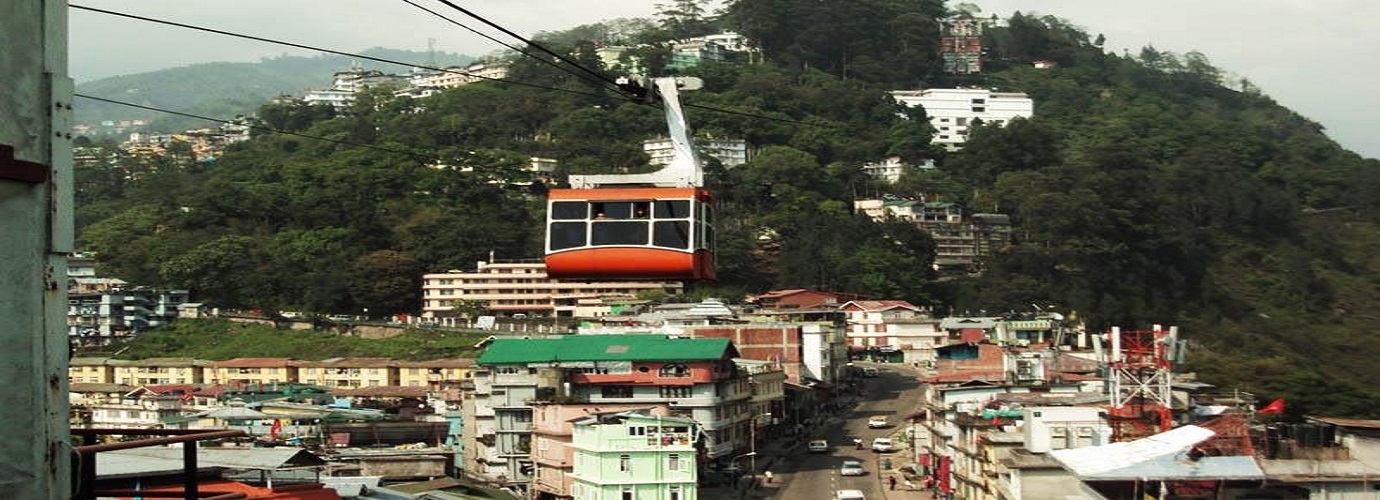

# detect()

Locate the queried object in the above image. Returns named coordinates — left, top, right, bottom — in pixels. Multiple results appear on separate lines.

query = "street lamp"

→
left=749, top=413, right=773, bottom=481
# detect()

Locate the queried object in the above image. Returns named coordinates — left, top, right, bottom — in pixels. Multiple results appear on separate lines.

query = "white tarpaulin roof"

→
left=1052, top=425, right=1215, bottom=476
left=1052, top=425, right=1266, bottom=481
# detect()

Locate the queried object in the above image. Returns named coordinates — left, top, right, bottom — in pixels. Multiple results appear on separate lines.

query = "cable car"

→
left=544, top=77, right=716, bottom=281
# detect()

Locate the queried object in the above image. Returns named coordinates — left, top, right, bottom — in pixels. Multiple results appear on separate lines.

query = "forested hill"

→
left=76, top=1, right=1380, bottom=418
left=74, top=48, right=472, bottom=134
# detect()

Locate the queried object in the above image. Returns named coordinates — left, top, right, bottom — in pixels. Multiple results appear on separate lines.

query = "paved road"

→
left=771, top=362, right=926, bottom=500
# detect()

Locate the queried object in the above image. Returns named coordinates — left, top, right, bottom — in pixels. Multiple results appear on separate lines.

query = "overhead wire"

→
left=69, top=3, right=624, bottom=102
left=71, top=2, right=833, bottom=137
left=398, top=0, right=626, bottom=95
left=425, top=0, right=626, bottom=89
left=74, top=93, right=439, bottom=162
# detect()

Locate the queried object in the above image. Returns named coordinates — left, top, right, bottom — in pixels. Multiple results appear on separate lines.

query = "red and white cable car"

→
left=544, top=77, right=716, bottom=281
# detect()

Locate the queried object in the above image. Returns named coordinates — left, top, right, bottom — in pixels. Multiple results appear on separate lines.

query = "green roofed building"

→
left=476, top=334, right=734, bottom=365
left=466, top=334, right=782, bottom=497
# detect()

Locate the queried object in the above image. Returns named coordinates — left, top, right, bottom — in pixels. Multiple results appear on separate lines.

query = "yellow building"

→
left=69, top=356, right=118, bottom=384
left=396, top=358, right=475, bottom=388
left=205, top=358, right=298, bottom=386
left=296, top=358, right=397, bottom=388
left=111, top=358, right=205, bottom=386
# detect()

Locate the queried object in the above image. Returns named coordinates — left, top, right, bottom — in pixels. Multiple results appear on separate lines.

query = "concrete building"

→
left=67, top=288, right=190, bottom=347
left=295, top=358, right=398, bottom=389
left=569, top=410, right=699, bottom=500
left=854, top=198, right=1012, bottom=276
left=644, top=135, right=751, bottom=169
left=530, top=403, right=674, bottom=500
left=204, top=358, right=298, bottom=386
left=889, top=88, right=1034, bottom=151
left=421, top=259, right=682, bottom=321
left=112, top=358, right=206, bottom=386
left=839, top=300, right=945, bottom=365
left=468, top=335, right=784, bottom=494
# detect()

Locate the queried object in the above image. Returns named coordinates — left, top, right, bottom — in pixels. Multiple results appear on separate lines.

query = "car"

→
left=867, top=415, right=889, bottom=428
left=836, top=489, right=867, bottom=500
left=861, top=367, right=879, bottom=377
left=807, top=439, right=830, bottom=453
left=871, top=437, right=894, bottom=452
left=839, top=459, right=866, bottom=476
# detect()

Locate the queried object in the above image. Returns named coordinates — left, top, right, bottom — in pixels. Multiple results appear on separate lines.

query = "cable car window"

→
left=654, top=200, right=691, bottom=219
left=653, top=221, right=691, bottom=249
left=700, top=202, right=714, bottom=224
left=592, top=202, right=642, bottom=219
left=592, top=221, right=649, bottom=246
left=549, top=222, right=587, bottom=250
left=551, top=201, right=588, bottom=220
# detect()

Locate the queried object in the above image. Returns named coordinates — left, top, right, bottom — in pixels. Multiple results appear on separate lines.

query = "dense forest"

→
left=75, top=0, right=1380, bottom=418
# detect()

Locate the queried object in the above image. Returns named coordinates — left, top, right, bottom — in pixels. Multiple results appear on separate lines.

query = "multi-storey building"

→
left=204, top=358, right=298, bottom=386
left=531, top=403, right=674, bottom=500
left=295, top=358, right=398, bottom=388
left=569, top=410, right=699, bottom=500
left=854, top=198, right=1012, bottom=275
left=939, top=16, right=996, bottom=74
left=421, top=258, right=682, bottom=321
left=468, top=334, right=785, bottom=494
left=889, top=88, right=1034, bottom=151
left=67, top=288, right=189, bottom=347
left=840, top=300, right=945, bottom=365
left=69, top=357, right=118, bottom=384
left=112, top=358, right=205, bottom=386
left=644, top=135, right=751, bottom=169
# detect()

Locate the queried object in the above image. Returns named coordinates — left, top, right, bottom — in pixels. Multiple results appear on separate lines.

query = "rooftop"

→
left=477, top=334, right=734, bottom=365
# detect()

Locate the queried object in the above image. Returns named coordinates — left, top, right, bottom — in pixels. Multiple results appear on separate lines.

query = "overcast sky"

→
left=69, top=0, right=1377, bottom=159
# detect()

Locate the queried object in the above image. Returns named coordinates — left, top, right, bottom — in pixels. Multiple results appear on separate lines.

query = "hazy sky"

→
left=68, top=0, right=1377, bottom=159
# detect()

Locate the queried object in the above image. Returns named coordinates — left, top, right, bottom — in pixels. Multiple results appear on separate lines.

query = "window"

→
left=658, top=363, right=691, bottom=378
left=602, top=386, right=634, bottom=398
left=668, top=453, right=681, bottom=471
left=619, top=454, right=631, bottom=472
left=628, top=426, right=646, bottom=436
left=670, top=486, right=681, bottom=500
left=971, top=106, right=986, bottom=113
left=660, top=386, right=691, bottom=398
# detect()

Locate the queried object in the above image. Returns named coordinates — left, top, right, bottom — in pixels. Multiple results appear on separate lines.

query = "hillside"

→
left=74, top=48, right=473, bottom=135
left=72, top=2, right=1380, bottom=418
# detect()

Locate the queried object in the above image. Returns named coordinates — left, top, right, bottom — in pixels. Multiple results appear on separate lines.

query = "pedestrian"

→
left=889, top=475, right=898, bottom=490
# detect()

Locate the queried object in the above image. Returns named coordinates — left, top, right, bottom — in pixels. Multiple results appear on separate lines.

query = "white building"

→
left=421, top=259, right=683, bottom=322
left=889, top=88, right=1034, bottom=151
left=644, top=136, right=750, bottom=169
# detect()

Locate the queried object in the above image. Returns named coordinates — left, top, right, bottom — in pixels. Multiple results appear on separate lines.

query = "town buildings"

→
left=644, top=135, right=751, bottom=169
left=467, top=334, right=785, bottom=496
left=889, top=88, right=1034, bottom=151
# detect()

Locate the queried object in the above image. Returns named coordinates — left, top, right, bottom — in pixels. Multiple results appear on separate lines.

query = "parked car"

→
left=836, top=489, right=867, bottom=500
left=807, top=439, right=830, bottom=453
left=867, top=415, right=890, bottom=428
left=839, top=459, right=866, bottom=476
left=871, top=437, right=894, bottom=452
left=861, top=367, right=879, bottom=377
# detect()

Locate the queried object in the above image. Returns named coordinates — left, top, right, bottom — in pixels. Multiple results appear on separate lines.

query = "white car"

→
left=839, top=459, right=866, bottom=476
left=871, top=437, right=894, bottom=452
left=867, top=415, right=889, bottom=428
left=837, top=489, right=867, bottom=500
left=807, top=439, right=830, bottom=453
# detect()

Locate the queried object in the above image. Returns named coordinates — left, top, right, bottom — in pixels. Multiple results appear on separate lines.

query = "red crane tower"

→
left=1104, top=325, right=1180, bottom=442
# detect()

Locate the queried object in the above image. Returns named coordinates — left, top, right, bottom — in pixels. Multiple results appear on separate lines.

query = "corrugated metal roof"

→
left=477, top=334, right=733, bottom=365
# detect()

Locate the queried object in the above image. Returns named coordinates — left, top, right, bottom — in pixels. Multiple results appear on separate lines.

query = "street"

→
left=768, top=362, right=928, bottom=500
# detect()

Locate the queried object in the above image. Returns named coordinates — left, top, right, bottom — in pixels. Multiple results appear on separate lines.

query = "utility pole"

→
left=0, top=1, right=74, bottom=498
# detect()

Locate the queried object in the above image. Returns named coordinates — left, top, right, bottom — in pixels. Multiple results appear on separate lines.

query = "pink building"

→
left=530, top=403, right=672, bottom=499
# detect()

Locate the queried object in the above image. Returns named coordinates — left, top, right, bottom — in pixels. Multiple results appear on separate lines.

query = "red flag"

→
left=270, top=419, right=284, bottom=438
left=1257, top=398, right=1285, bottom=414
